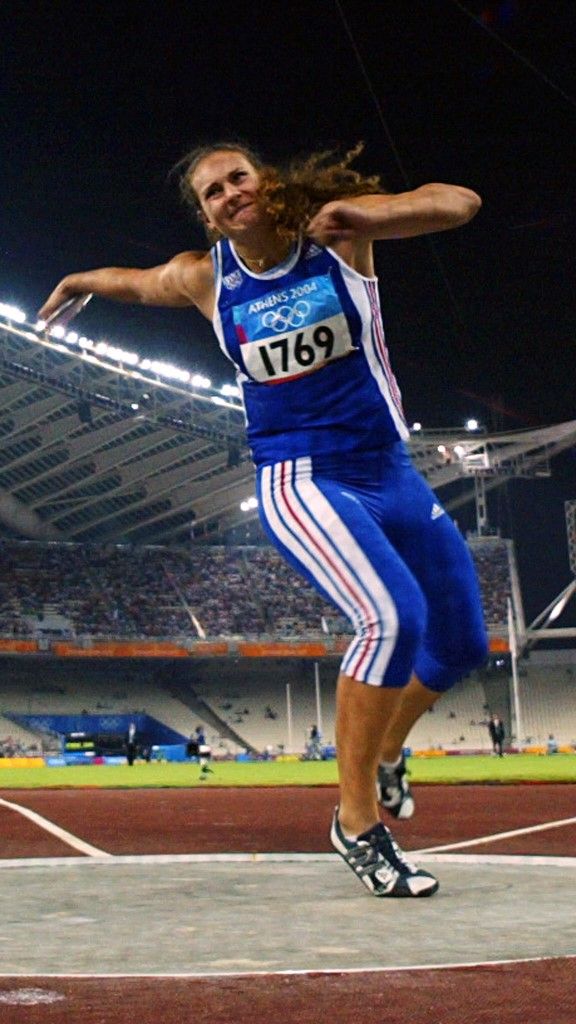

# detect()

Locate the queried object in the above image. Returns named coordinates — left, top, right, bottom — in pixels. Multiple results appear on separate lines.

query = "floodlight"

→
left=0, top=303, right=26, bottom=323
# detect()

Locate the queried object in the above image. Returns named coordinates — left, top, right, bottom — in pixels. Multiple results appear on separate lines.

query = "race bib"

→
left=233, top=274, right=355, bottom=382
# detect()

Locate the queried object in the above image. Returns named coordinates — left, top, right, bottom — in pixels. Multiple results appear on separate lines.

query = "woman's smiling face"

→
left=191, top=150, right=263, bottom=239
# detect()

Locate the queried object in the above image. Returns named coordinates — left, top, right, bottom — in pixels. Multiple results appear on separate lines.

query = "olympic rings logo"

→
left=261, top=301, right=310, bottom=333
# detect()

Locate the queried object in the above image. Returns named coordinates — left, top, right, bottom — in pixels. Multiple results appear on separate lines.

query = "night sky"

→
left=1, top=0, right=575, bottom=622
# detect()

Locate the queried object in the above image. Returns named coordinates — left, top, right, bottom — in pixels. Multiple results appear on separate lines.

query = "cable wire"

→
left=333, top=0, right=478, bottom=346
left=333, top=0, right=413, bottom=189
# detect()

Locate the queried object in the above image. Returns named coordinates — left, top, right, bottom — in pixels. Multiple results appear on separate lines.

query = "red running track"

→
left=1, top=784, right=575, bottom=858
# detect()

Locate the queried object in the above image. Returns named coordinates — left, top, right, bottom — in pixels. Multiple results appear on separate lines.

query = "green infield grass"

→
left=0, top=753, right=574, bottom=789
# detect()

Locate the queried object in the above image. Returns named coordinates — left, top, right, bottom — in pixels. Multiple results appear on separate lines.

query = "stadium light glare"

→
left=411, top=422, right=422, bottom=432
left=0, top=302, right=26, bottom=324
left=139, top=358, right=191, bottom=383
left=240, top=496, right=258, bottom=512
left=465, top=418, right=480, bottom=431
left=119, top=350, right=140, bottom=366
left=0, top=294, right=246, bottom=411
left=96, top=341, right=139, bottom=365
left=454, top=444, right=466, bottom=458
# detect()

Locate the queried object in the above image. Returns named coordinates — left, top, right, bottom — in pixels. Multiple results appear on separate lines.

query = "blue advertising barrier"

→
left=150, top=743, right=189, bottom=762
left=4, top=712, right=186, bottom=746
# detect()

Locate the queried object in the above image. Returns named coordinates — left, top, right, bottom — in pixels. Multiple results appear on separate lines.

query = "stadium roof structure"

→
left=1, top=311, right=575, bottom=547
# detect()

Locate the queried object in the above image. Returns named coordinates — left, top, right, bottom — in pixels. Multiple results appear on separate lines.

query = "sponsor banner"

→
left=0, top=757, right=45, bottom=769
left=0, top=639, right=37, bottom=653
left=189, top=642, right=230, bottom=656
left=52, top=641, right=190, bottom=657
left=489, top=637, right=510, bottom=652
left=237, top=641, right=329, bottom=657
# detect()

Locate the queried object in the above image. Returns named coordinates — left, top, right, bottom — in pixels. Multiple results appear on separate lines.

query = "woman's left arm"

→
left=306, top=184, right=481, bottom=276
left=306, top=184, right=482, bottom=245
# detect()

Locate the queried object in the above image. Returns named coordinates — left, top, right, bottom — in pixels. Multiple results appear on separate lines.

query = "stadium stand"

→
left=516, top=663, right=576, bottom=747
left=404, top=675, right=491, bottom=752
left=0, top=653, right=573, bottom=756
left=0, top=667, right=218, bottom=754
left=0, top=714, right=42, bottom=756
left=3, top=535, right=572, bottom=757
left=197, top=671, right=337, bottom=755
left=0, top=537, right=515, bottom=639
left=466, top=535, right=512, bottom=630
left=188, top=669, right=501, bottom=755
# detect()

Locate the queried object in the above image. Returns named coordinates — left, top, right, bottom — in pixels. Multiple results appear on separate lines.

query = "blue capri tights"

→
left=257, top=444, right=488, bottom=691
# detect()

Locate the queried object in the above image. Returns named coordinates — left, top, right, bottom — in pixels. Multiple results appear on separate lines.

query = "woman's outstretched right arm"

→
left=38, top=250, right=214, bottom=322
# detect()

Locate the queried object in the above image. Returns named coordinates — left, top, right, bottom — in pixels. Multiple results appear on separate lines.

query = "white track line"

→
left=0, top=851, right=575, bottom=870
left=1, top=806, right=574, bottom=865
left=0, top=798, right=111, bottom=858
left=413, top=814, right=576, bottom=854
left=0, top=953, right=575, bottom=980
left=413, top=851, right=576, bottom=867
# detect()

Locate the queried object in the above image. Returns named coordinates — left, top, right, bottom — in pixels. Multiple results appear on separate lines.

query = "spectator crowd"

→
left=0, top=537, right=513, bottom=641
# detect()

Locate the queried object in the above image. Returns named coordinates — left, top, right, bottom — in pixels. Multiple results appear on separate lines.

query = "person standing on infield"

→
left=488, top=714, right=506, bottom=757
left=40, top=141, right=488, bottom=898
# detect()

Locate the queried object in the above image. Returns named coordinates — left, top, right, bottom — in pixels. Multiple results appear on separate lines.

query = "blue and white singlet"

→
left=211, top=237, right=408, bottom=466
left=211, top=235, right=488, bottom=690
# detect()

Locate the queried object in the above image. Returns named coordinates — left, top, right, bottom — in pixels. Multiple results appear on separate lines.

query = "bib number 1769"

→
left=257, top=325, right=335, bottom=378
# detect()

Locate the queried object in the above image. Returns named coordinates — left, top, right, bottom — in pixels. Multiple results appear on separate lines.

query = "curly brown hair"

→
left=177, top=141, right=387, bottom=242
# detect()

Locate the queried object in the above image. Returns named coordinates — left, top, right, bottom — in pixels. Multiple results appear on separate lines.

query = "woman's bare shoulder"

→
left=161, top=250, right=215, bottom=311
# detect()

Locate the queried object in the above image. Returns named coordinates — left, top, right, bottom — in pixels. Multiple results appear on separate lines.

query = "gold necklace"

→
left=236, top=242, right=291, bottom=271
left=241, top=253, right=266, bottom=269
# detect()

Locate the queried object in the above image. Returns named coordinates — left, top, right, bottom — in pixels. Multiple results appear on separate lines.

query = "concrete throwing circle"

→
left=0, top=855, right=574, bottom=975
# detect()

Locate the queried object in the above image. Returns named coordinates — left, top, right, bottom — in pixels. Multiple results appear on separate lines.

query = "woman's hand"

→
left=38, top=276, right=86, bottom=322
left=306, top=200, right=374, bottom=245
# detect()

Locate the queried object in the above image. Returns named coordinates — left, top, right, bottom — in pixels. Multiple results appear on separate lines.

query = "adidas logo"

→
left=431, top=503, right=445, bottom=520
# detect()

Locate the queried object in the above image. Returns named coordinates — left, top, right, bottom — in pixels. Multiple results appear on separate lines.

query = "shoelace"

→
left=386, top=831, right=418, bottom=875
left=344, top=835, right=400, bottom=888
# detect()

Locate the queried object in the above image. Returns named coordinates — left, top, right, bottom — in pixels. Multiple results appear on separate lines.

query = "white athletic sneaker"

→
left=330, top=808, right=438, bottom=898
